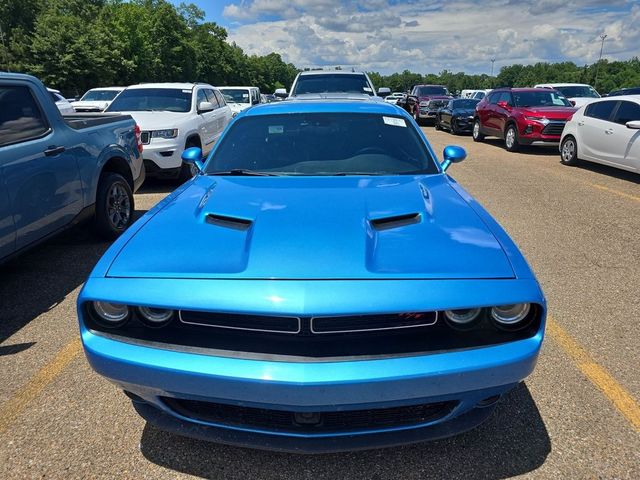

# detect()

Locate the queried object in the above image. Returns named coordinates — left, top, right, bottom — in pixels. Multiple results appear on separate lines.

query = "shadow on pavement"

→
left=568, top=160, right=640, bottom=184
left=0, top=210, right=147, bottom=344
left=138, top=178, right=181, bottom=195
left=140, top=383, right=550, bottom=480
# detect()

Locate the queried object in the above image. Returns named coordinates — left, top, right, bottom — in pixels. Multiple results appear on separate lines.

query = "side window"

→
left=487, top=93, right=500, bottom=104
left=612, top=101, right=640, bottom=125
left=0, top=85, right=50, bottom=147
left=497, top=92, right=512, bottom=105
left=584, top=101, right=617, bottom=121
left=204, top=89, right=220, bottom=108
left=213, top=90, right=226, bottom=107
left=196, top=89, right=208, bottom=109
left=252, top=89, right=259, bottom=104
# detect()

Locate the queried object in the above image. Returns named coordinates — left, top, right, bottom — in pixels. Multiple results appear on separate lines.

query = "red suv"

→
left=472, top=88, right=576, bottom=151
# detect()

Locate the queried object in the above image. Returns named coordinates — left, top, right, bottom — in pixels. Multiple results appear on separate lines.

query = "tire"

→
left=560, top=136, right=579, bottom=166
left=472, top=119, right=485, bottom=142
left=178, top=140, right=201, bottom=183
left=504, top=124, right=520, bottom=152
left=414, top=109, right=422, bottom=126
left=450, top=117, right=459, bottom=135
left=434, top=117, right=442, bottom=130
left=94, top=172, right=134, bottom=239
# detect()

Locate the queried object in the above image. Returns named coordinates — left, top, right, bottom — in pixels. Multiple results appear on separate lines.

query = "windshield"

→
left=106, top=88, right=192, bottom=112
left=555, top=86, right=600, bottom=98
left=293, top=74, right=374, bottom=96
left=80, top=90, right=120, bottom=102
left=416, top=86, right=448, bottom=96
left=206, top=113, right=438, bottom=176
left=513, top=91, right=572, bottom=107
left=452, top=99, right=480, bottom=109
left=220, top=88, right=250, bottom=104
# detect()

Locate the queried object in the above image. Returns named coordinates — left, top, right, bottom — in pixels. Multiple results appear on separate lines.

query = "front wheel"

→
left=472, top=119, right=484, bottom=142
left=434, top=117, right=442, bottom=130
left=94, top=172, right=134, bottom=239
left=450, top=118, right=459, bottom=135
left=504, top=124, right=520, bottom=152
left=560, top=136, right=579, bottom=166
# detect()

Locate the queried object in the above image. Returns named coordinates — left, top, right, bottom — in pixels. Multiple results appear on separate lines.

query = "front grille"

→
left=140, top=131, right=151, bottom=144
left=179, top=311, right=301, bottom=334
left=428, top=100, right=447, bottom=109
left=162, top=397, right=457, bottom=433
left=312, top=312, right=437, bottom=334
left=541, top=122, right=566, bottom=135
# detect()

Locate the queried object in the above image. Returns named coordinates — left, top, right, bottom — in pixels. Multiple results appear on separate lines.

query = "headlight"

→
left=92, top=301, right=130, bottom=327
left=232, top=112, right=239, bottom=118
left=524, top=116, right=549, bottom=125
left=137, top=306, right=174, bottom=327
left=151, top=129, right=179, bottom=139
left=444, top=308, right=481, bottom=327
left=491, top=303, right=531, bottom=326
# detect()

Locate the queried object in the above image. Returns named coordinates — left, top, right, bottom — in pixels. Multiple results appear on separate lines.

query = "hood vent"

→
left=370, top=213, right=421, bottom=231
left=206, top=213, right=253, bottom=231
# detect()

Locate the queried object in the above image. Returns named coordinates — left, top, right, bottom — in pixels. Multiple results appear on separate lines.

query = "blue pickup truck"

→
left=0, top=73, right=144, bottom=263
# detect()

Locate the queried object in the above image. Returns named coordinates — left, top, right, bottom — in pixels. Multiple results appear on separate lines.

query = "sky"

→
left=173, top=0, right=640, bottom=75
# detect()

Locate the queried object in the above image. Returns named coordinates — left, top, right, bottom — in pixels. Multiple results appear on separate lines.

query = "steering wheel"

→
left=354, top=147, right=387, bottom=156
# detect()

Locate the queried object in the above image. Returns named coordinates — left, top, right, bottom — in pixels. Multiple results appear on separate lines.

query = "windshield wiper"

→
left=208, top=169, right=280, bottom=176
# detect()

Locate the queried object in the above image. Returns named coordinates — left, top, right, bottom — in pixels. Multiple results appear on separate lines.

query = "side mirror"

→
left=626, top=120, right=640, bottom=129
left=198, top=101, right=214, bottom=113
left=496, top=100, right=511, bottom=109
left=378, top=87, right=391, bottom=96
left=181, top=147, right=204, bottom=173
left=441, top=145, right=466, bottom=172
left=274, top=88, right=288, bottom=98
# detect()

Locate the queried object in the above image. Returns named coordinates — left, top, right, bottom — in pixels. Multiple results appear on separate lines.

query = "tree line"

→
left=369, top=58, right=640, bottom=96
left=1, top=0, right=638, bottom=98
left=0, top=0, right=299, bottom=97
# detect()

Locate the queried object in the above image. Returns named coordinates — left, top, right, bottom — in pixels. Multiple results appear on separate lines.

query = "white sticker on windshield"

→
left=269, top=125, right=284, bottom=134
left=182, top=89, right=191, bottom=93
left=383, top=116, right=406, bottom=127
left=363, top=87, right=373, bottom=92
left=243, top=93, right=249, bottom=98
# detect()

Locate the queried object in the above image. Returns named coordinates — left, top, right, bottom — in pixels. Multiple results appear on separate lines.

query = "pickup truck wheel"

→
left=95, top=172, right=134, bottom=239
left=504, top=124, right=520, bottom=152
left=560, top=136, right=580, bottom=166
left=472, top=119, right=484, bottom=142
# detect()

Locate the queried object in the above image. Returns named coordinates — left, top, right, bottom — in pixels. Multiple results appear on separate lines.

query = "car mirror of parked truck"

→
left=274, top=88, right=288, bottom=98
left=197, top=101, right=215, bottom=113
left=440, top=145, right=467, bottom=172
left=626, top=120, right=640, bottom=129
left=181, top=147, right=204, bottom=173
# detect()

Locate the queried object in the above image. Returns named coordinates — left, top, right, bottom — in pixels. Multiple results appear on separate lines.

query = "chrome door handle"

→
left=605, top=129, right=614, bottom=135
left=577, top=121, right=584, bottom=126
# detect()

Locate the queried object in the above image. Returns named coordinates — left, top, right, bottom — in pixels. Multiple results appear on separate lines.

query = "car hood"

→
left=520, top=106, right=576, bottom=119
left=113, top=110, right=190, bottom=130
left=107, top=175, right=515, bottom=280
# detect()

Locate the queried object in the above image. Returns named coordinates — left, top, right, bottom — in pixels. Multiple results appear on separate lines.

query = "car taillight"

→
left=134, top=124, right=143, bottom=153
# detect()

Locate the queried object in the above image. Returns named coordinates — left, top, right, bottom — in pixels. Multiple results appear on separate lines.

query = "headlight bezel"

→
left=490, top=303, right=533, bottom=331
left=92, top=301, right=131, bottom=328
left=137, top=306, right=175, bottom=328
left=151, top=128, right=179, bottom=139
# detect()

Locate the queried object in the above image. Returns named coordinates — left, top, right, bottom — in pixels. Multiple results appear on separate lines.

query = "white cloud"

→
left=223, top=0, right=640, bottom=75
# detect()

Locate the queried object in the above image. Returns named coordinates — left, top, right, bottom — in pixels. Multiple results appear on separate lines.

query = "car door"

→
left=607, top=100, right=640, bottom=171
left=579, top=100, right=618, bottom=162
left=494, top=92, right=513, bottom=136
left=213, top=89, right=232, bottom=130
left=441, top=101, right=452, bottom=127
left=195, top=88, right=217, bottom=152
left=0, top=167, right=15, bottom=259
left=481, top=93, right=499, bottom=134
left=0, top=83, right=82, bottom=251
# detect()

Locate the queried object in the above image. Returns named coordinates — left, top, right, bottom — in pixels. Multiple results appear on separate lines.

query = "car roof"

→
left=496, top=87, right=557, bottom=92
left=126, top=83, right=209, bottom=90
left=88, top=87, right=126, bottom=91
left=241, top=99, right=408, bottom=117
left=535, top=83, right=592, bottom=87
left=297, top=70, right=367, bottom=76
left=219, top=86, right=257, bottom=89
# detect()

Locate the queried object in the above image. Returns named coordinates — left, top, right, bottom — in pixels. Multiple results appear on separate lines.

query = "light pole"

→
left=491, top=58, right=496, bottom=77
left=594, top=34, right=607, bottom=91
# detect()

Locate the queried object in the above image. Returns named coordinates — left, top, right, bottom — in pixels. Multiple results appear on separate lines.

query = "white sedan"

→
left=560, top=95, right=640, bottom=173
left=384, top=92, right=405, bottom=104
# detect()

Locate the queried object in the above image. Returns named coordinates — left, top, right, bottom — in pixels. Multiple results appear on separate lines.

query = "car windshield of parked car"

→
left=206, top=113, right=438, bottom=176
left=416, top=86, right=448, bottom=96
left=555, top=86, right=600, bottom=98
left=513, top=91, right=572, bottom=107
left=106, top=88, right=192, bottom=112
left=293, top=74, right=374, bottom=96
left=452, top=99, right=480, bottom=109
left=80, top=90, right=120, bottom=101
left=220, top=89, right=250, bottom=104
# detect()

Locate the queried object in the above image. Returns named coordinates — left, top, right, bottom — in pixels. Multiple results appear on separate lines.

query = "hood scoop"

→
left=371, top=213, right=421, bottom=231
left=206, top=213, right=253, bottom=231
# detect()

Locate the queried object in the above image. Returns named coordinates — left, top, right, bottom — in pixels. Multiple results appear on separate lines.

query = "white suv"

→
left=106, top=83, right=232, bottom=181
left=219, top=86, right=262, bottom=116
left=534, top=83, right=600, bottom=107
left=288, top=71, right=389, bottom=98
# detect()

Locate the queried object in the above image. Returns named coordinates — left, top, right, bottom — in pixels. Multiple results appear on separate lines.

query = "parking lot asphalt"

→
left=1, top=127, right=639, bottom=479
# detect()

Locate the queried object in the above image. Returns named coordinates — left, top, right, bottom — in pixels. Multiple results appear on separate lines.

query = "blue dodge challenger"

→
left=78, top=98, right=546, bottom=453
